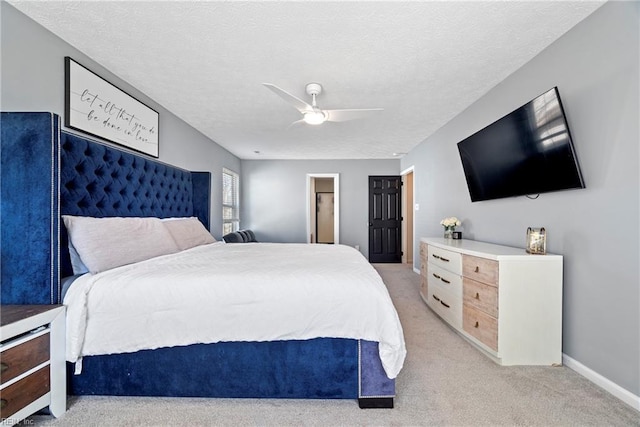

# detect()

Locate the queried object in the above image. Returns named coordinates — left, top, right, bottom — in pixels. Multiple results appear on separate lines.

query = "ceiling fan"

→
left=263, top=82, right=383, bottom=126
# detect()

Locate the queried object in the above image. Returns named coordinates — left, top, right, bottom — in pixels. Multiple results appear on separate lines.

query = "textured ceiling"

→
left=9, top=1, right=605, bottom=160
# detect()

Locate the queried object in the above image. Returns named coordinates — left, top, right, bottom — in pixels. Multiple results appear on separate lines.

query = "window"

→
left=222, top=168, right=240, bottom=235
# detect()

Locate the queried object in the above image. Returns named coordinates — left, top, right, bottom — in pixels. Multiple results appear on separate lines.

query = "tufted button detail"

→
left=60, top=133, right=195, bottom=219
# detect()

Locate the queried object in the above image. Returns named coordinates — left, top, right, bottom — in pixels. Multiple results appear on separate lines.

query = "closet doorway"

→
left=306, top=174, right=340, bottom=244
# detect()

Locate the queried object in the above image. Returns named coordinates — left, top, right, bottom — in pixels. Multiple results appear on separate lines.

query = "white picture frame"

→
left=65, top=57, right=159, bottom=157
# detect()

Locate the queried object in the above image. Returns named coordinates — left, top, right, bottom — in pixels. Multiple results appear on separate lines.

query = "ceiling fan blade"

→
left=263, top=83, right=313, bottom=113
left=286, top=119, right=306, bottom=130
left=325, top=108, right=383, bottom=122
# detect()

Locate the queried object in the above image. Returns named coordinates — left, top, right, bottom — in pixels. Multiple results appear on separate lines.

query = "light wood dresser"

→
left=0, top=305, right=66, bottom=424
left=420, top=237, right=563, bottom=366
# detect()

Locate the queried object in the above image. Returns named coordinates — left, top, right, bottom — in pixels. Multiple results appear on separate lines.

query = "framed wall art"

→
left=65, top=57, right=159, bottom=157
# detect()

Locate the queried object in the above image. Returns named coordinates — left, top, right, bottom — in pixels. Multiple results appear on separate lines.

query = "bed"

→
left=0, top=112, right=405, bottom=408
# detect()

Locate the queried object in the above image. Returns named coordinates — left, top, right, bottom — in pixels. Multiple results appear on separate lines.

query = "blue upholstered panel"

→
left=1, top=112, right=60, bottom=304
left=359, top=341, right=395, bottom=398
left=191, top=171, right=211, bottom=230
left=69, top=338, right=359, bottom=398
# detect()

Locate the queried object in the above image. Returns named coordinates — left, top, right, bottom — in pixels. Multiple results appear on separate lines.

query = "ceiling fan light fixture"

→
left=263, top=82, right=382, bottom=128
left=303, top=111, right=326, bottom=125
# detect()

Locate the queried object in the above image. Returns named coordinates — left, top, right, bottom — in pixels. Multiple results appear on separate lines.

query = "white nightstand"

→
left=0, top=305, right=66, bottom=424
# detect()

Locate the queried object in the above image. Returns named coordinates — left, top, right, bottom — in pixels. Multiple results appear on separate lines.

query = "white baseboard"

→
left=413, top=267, right=420, bottom=275
left=563, top=353, right=639, bottom=411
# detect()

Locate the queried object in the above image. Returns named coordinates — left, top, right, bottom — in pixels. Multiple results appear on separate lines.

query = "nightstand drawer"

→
left=463, top=278, right=498, bottom=318
left=1, top=332, right=50, bottom=385
left=463, top=303, right=498, bottom=351
left=462, top=254, right=498, bottom=287
left=0, top=365, right=50, bottom=419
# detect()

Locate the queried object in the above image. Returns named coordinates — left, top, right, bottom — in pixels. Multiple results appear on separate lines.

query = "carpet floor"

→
left=29, top=263, right=638, bottom=426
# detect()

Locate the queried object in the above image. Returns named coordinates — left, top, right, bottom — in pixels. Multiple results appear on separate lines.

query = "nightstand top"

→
left=1, top=305, right=64, bottom=328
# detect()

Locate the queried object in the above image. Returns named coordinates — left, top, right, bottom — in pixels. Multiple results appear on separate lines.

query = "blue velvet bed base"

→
left=68, top=339, right=394, bottom=403
left=0, top=112, right=395, bottom=406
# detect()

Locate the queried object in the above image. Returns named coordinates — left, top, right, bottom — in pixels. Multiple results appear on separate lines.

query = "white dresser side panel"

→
left=498, top=260, right=563, bottom=365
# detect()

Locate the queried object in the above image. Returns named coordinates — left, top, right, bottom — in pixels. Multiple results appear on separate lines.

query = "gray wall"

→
left=241, top=159, right=400, bottom=257
left=0, top=3, right=241, bottom=239
left=402, top=1, right=639, bottom=396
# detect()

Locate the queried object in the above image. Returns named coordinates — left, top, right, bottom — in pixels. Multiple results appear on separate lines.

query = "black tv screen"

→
left=457, top=87, right=585, bottom=202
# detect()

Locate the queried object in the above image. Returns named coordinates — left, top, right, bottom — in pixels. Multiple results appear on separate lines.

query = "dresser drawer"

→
left=1, top=332, right=50, bottom=385
left=420, top=255, right=429, bottom=300
left=427, top=263, right=462, bottom=297
left=428, top=287, right=462, bottom=330
left=463, top=278, right=498, bottom=318
left=0, top=365, right=50, bottom=419
left=420, top=275, right=428, bottom=301
left=463, top=303, right=498, bottom=351
left=428, top=245, right=462, bottom=275
left=420, top=257, right=427, bottom=275
left=420, top=242, right=427, bottom=259
left=462, top=254, right=498, bottom=287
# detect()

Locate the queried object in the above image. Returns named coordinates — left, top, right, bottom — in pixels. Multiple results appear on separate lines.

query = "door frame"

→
left=306, top=173, right=340, bottom=244
left=400, top=166, right=415, bottom=266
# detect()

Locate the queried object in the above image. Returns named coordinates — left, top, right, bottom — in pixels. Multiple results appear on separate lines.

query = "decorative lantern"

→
left=526, top=227, right=546, bottom=255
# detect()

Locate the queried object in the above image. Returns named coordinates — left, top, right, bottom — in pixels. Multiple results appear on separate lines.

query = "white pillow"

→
left=68, top=239, right=89, bottom=275
left=62, top=216, right=180, bottom=274
left=162, top=217, right=216, bottom=251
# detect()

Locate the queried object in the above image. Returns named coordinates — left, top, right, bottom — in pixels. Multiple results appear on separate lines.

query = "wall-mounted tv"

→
left=457, top=87, right=585, bottom=202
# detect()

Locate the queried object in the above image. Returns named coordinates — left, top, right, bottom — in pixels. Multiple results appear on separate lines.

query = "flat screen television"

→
left=457, top=87, right=585, bottom=202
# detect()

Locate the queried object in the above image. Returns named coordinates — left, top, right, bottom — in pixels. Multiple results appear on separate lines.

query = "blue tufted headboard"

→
left=58, top=132, right=211, bottom=278
left=1, top=112, right=211, bottom=304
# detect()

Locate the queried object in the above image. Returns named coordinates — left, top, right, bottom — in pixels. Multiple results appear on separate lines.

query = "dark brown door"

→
left=368, top=176, right=402, bottom=263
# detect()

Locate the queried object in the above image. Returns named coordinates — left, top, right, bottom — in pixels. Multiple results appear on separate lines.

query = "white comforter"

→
left=64, top=242, right=406, bottom=378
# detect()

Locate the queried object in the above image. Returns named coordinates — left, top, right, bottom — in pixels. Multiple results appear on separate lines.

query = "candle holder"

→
left=526, top=227, right=546, bottom=255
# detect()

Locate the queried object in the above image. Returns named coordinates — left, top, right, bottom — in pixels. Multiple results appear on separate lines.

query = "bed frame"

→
left=0, top=112, right=395, bottom=408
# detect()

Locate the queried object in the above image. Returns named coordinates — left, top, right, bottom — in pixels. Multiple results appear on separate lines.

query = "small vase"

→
left=444, top=226, right=455, bottom=239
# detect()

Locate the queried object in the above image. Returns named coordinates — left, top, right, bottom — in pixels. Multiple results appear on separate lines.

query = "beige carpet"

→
left=30, top=263, right=638, bottom=426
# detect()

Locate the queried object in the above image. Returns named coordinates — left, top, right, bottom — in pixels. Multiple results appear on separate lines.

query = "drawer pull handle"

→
left=440, top=278, right=450, bottom=284
left=475, top=266, right=479, bottom=273
left=432, top=294, right=440, bottom=302
left=474, top=321, right=479, bottom=328
left=475, top=292, right=480, bottom=300
left=440, top=257, right=450, bottom=262
left=0, top=399, right=7, bottom=409
left=440, top=300, right=450, bottom=308
left=432, top=273, right=441, bottom=279
left=432, top=254, right=441, bottom=260
left=0, top=362, right=8, bottom=373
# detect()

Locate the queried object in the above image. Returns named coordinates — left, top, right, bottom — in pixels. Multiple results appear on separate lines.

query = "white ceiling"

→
left=9, top=1, right=605, bottom=160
